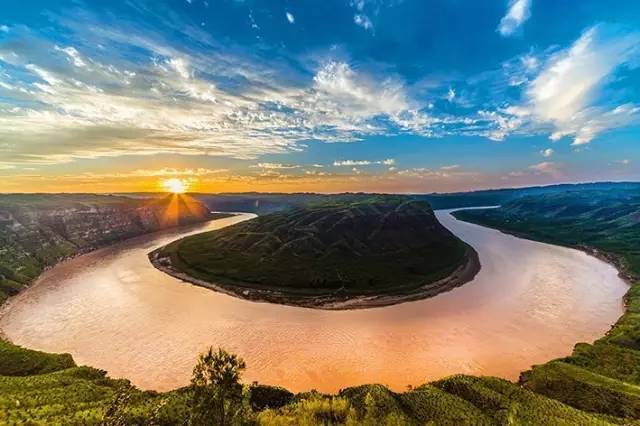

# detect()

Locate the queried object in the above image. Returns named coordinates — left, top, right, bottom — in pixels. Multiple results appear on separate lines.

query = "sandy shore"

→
left=148, top=244, right=480, bottom=310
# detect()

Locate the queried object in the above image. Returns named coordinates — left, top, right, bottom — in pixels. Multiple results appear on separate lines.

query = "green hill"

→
left=151, top=196, right=479, bottom=308
left=454, top=188, right=640, bottom=420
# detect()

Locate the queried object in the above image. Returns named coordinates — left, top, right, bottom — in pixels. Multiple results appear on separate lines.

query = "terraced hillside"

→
left=151, top=196, right=479, bottom=308
left=0, top=194, right=215, bottom=303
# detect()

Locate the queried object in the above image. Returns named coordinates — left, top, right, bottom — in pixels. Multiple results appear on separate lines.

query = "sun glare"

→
left=161, top=178, right=188, bottom=193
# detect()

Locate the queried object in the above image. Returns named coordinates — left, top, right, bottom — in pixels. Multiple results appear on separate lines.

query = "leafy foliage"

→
left=190, top=347, right=249, bottom=425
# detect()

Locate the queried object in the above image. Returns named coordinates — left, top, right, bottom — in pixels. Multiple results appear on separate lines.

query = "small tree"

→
left=190, top=347, right=247, bottom=426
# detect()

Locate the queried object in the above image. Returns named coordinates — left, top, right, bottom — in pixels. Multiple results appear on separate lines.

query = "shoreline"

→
left=0, top=212, right=238, bottom=340
left=148, top=243, right=481, bottom=310
left=451, top=210, right=635, bottom=287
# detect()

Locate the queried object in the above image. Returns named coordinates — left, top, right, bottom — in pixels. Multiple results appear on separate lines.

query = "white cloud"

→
left=167, top=57, right=190, bottom=79
left=333, top=158, right=395, bottom=167
left=440, top=164, right=460, bottom=170
left=618, top=159, right=631, bottom=165
left=529, top=161, right=563, bottom=177
left=354, top=14, right=373, bottom=32
left=0, top=28, right=427, bottom=167
left=334, top=160, right=372, bottom=166
left=0, top=25, right=9, bottom=33
left=498, top=0, right=532, bottom=37
left=55, top=46, right=87, bottom=68
left=313, top=61, right=410, bottom=119
left=525, top=26, right=640, bottom=145
left=286, top=12, right=295, bottom=24
left=477, top=109, right=523, bottom=141
left=446, top=87, right=456, bottom=102
left=541, top=148, right=553, bottom=157
left=252, top=162, right=300, bottom=169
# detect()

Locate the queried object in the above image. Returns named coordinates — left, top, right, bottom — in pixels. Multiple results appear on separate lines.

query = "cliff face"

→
left=0, top=194, right=211, bottom=303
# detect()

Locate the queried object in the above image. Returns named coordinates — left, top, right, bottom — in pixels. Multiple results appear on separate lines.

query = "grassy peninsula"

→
left=151, top=196, right=479, bottom=309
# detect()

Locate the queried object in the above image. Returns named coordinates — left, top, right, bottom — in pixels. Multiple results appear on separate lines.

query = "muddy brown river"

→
left=0, top=210, right=628, bottom=393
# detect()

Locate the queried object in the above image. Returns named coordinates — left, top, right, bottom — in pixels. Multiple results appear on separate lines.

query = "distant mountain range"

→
left=143, top=181, right=640, bottom=214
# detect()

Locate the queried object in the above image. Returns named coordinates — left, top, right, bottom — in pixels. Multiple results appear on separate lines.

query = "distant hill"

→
left=151, top=196, right=479, bottom=309
left=186, top=181, right=640, bottom=214
left=453, top=188, right=640, bottom=276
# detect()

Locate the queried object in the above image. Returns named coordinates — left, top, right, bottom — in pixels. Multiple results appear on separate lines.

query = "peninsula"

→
left=150, top=196, right=480, bottom=309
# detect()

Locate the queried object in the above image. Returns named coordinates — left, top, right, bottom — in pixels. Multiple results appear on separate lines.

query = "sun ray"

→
left=161, top=178, right=188, bottom=194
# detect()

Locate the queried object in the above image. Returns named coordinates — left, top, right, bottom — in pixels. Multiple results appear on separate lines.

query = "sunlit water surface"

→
left=0, top=210, right=628, bottom=392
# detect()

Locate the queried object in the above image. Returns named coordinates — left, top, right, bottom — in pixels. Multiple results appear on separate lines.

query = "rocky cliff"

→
left=0, top=194, right=212, bottom=303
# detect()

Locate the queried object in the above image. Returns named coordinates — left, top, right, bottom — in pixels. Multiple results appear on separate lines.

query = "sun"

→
left=161, top=178, right=188, bottom=194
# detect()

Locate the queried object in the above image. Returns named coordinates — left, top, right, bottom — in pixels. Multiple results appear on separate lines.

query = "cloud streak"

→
left=526, top=25, right=640, bottom=145
left=498, top=0, right=531, bottom=36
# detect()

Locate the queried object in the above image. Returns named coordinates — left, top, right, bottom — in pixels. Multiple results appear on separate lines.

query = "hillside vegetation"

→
left=0, top=194, right=214, bottom=303
left=455, top=188, right=640, bottom=419
left=152, top=196, right=478, bottom=307
left=191, top=182, right=640, bottom=213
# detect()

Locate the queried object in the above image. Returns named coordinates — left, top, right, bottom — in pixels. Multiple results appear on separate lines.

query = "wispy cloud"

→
left=540, top=148, right=553, bottom=157
left=498, top=0, right=532, bottom=36
left=486, top=25, right=640, bottom=145
left=354, top=14, right=373, bottom=32
left=333, top=158, right=395, bottom=167
left=440, top=164, right=460, bottom=170
left=525, top=25, right=640, bottom=145
left=529, top=161, right=563, bottom=177
left=251, top=163, right=300, bottom=170
left=0, top=22, right=423, bottom=167
left=285, top=12, right=295, bottom=24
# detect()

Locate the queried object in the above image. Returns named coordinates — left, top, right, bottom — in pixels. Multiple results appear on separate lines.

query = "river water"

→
left=0, top=210, right=628, bottom=393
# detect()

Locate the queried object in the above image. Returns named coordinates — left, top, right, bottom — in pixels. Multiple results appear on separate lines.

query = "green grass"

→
left=0, top=340, right=75, bottom=376
left=155, top=197, right=472, bottom=301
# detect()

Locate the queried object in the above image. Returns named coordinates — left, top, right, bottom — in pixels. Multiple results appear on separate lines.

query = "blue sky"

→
left=0, top=0, right=639, bottom=193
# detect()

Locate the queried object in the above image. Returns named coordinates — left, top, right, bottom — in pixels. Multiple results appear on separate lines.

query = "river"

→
left=0, top=209, right=628, bottom=393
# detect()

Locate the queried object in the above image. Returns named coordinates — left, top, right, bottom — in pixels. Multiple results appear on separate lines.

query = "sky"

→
left=0, top=0, right=639, bottom=193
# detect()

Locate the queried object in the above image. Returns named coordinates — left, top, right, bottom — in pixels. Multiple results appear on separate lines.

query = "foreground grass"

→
left=1, top=338, right=634, bottom=425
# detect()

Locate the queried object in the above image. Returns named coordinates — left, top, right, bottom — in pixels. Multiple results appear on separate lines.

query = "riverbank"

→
left=452, top=192, right=640, bottom=419
left=148, top=243, right=480, bottom=310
